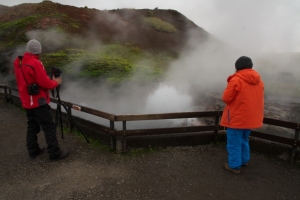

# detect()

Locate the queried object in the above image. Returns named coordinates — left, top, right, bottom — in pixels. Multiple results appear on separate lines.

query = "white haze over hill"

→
left=5, top=0, right=300, bottom=127
left=4, top=0, right=300, bottom=53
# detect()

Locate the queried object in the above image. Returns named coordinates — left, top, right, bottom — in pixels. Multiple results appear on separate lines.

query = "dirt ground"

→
left=1, top=100, right=300, bottom=200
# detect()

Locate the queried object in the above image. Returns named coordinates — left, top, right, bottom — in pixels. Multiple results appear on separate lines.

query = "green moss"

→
left=0, top=12, right=80, bottom=48
left=143, top=17, right=179, bottom=33
left=40, top=44, right=176, bottom=83
left=0, top=15, right=42, bottom=47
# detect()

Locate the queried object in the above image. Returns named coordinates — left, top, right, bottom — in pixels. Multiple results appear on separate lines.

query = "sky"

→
left=3, top=0, right=300, bottom=53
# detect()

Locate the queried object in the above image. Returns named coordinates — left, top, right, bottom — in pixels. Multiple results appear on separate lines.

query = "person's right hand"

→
left=53, top=76, right=62, bottom=85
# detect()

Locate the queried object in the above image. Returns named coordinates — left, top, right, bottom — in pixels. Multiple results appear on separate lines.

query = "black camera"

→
left=27, top=84, right=40, bottom=95
left=51, top=66, right=62, bottom=78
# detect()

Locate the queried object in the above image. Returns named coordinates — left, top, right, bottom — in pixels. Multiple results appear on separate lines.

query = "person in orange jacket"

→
left=220, top=56, right=264, bottom=174
left=14, top=39, right=69, bottom=161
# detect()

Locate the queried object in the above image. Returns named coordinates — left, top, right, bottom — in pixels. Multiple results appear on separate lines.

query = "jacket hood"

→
left=232, top=69, right=261, bottom=85
left=22, top=52, right=39, bottom=62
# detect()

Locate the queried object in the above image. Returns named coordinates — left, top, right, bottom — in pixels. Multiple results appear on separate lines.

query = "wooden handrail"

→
left=115, top=111, right=222, bottom=121
left=1, top=84, right=299, bottom=160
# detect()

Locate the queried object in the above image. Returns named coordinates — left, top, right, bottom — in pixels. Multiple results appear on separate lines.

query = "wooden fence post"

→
left=122, top=121, right=128, bottom=153
left=213, top=112, right=220, bottom=143
left=8, top=88, right=13, bottom=104
left=110, top=120, right=115, bottom=150
left=290, top=125, right=300, bottom=164
left=67, top=106, right=74, bottom=132
left=4, top=86, right=9, bottom=103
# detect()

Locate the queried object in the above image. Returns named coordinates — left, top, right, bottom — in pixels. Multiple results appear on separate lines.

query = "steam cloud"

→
left=6, top=2, right=300, bottom=128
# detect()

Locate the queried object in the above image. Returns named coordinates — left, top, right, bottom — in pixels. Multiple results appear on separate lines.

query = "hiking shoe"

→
left=50, top=150, right=69, bottom=161
left=30, top=147, right=45, bottom=159
left=224, top=163, right=241, bottom=174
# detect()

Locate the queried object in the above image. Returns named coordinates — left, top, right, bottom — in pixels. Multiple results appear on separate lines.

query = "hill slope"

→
left=0, top=2, right=209, bottom=50
left=0, top=1, right=212, bottom=82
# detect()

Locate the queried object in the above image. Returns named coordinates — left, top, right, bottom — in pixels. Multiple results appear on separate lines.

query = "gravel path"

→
left=1, top=101, right=300, bottom=200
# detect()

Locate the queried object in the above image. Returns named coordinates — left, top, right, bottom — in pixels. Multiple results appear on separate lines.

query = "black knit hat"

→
left=235, top=56, right=253, bottom=71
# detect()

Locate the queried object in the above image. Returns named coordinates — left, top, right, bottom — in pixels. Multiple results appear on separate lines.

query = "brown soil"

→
left=0, top=1, right=209, bottom=52
left=1, top=99, right=300, bottom=200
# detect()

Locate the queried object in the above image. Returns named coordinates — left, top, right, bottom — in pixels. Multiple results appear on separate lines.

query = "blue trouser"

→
left=226, top=128, right=251, bottom=170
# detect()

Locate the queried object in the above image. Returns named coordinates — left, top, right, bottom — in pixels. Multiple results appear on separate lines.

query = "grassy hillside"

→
left=0, top=1, right=210, bottom=82
left=41, top=44, right=176, bottom=83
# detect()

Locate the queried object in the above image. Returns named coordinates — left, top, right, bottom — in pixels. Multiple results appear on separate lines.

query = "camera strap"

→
left=18, top=59, right=29, bottom=86
left=18, top=58, right=36, bottom=87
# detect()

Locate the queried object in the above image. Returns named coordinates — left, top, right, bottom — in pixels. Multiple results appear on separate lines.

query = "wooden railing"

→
left=1, top=84, right=299, bottom=164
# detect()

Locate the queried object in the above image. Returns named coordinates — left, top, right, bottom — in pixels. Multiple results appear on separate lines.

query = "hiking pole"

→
left=51, top=67, right=90, bottom=143
left=57, top=91, right=90, bottom=143
left=54, top=85, right=64, bottom=139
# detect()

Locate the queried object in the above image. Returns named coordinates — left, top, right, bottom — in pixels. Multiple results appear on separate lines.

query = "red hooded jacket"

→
left=14, top=52, right=58, bottom=109
left=220, top=69, right=264, bottom=129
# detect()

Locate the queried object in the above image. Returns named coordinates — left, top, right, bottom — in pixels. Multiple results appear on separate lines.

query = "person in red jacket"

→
left=220, top=56, right=264, bottom=174
left=14, top=39, right=69, bottom=160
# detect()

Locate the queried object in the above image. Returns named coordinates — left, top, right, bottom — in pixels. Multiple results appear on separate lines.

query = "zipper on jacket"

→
left=30, top=95, right=33, bottom=106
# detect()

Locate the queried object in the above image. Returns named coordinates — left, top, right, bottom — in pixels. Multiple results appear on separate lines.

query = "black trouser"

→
left=26, top=104, right=61, bottom=159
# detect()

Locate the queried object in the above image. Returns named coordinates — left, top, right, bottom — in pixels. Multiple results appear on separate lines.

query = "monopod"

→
left=51, top=67, right=90, bottom=143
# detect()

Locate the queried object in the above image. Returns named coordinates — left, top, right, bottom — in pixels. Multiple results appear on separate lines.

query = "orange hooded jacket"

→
left=220, top=69, right=264, bottom=129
